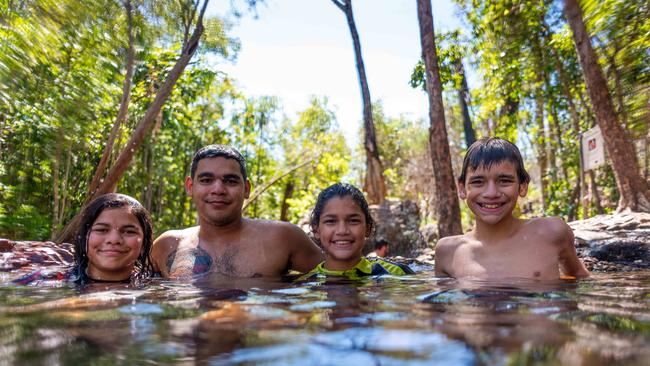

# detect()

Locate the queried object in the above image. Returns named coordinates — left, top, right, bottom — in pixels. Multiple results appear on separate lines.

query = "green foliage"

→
left=438, top=0, right=649, bottom=220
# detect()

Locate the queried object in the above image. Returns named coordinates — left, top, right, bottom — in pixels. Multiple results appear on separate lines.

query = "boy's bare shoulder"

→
left=526, top=216, right=571, bottom=238
left=435, top=234, right=472, bottom=253
left=437, top=233, right=472, bottom=245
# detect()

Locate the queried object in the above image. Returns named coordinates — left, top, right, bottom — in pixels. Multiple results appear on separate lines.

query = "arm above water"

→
left=151, top=230, right=185, bottom=278
left=434, top=236, right=455, bottom=278
left=547, top=217, right=590, bottom=278
left=283, top=223, right=324, bottom=273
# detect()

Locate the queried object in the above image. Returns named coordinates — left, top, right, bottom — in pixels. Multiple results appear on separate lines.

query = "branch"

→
left=243, top=154, right=319, bottom=210
left=330, top=0, right=346, bottom=12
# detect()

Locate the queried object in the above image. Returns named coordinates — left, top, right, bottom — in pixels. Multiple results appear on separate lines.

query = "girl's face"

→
left=86, top=207, right=143, bottom=281
left=314, top=195, right=370, bottom=271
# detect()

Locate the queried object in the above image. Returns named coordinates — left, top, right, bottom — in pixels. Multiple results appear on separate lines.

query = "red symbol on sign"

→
left=588, top=138, right=596, bottom=151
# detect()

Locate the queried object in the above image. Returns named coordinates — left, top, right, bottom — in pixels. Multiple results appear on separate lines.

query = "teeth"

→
left=482, top=203, right=501, bottom=208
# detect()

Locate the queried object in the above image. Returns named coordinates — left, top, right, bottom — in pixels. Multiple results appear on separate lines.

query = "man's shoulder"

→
left=245, top=218, right=305, bottom=237
left=153, top=226, right=199, bottom=250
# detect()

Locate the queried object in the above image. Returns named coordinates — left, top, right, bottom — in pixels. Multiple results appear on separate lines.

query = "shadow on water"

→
left=0, top=270, right=649, bottom=365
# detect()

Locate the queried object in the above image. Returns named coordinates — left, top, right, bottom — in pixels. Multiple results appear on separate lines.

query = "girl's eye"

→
left=92, top=227, right=108, bottom=233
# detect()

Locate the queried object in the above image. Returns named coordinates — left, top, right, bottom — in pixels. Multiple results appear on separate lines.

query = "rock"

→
left=569, top=212, right=650, bottom=272
left=368, top=199, right=429, bottom=257
left=0, top=239, right=14, bottom=252
left=420, top=224, right=438, bottom=246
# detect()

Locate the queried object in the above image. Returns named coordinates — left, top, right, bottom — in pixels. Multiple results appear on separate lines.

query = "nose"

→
left=335, top=221, right=351, bottom=235
left=483, top=180, right=500, bottom=198
left=210, top=179, right=227, bottom=194
left=105, top=228, right=123, bottom=244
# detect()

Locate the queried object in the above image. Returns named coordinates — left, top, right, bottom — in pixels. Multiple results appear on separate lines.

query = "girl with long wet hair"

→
left=71, top=193, right=155, bottom=284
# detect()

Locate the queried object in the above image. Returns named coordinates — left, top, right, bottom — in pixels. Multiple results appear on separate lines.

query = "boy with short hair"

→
left=435, top=137, right=589, bottom=280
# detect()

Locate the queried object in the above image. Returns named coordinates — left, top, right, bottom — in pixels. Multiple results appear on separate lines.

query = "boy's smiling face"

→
left=458, top=160, right=528, bottom=225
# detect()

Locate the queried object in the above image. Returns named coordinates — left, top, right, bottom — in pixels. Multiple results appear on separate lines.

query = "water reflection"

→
left=0, top=270, right=648, bottom=364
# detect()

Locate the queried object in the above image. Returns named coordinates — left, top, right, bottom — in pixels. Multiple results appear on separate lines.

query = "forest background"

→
left=1, top=0, right=648, bottom=242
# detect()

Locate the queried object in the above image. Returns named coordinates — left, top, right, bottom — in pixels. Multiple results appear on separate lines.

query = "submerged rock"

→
left=569, top=212, right=650, bottom=272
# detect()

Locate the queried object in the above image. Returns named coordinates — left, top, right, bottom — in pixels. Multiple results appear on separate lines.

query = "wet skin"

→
left=314, top=196, right=371, bottom=271
left=87, top=207, right=143, bottom=281
left=435, top=161, right=589, bottom=280
left=151, top=157, right=323, bottom=278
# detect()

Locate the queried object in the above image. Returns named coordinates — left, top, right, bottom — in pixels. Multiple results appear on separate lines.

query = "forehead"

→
left=94, top=207, right=139, bottom=225
left=195, top=157, right=243, bottom=176
left=321, top=196, right=364, bottom=215
left=466, top=160, right=518, bottom=176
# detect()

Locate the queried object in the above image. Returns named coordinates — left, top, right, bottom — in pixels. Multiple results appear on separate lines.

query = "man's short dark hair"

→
left=374, top=238, right=389, bottom=250
left=458, top=137, right=530, bottom=184
left=190, top=144, right=247, bottom=181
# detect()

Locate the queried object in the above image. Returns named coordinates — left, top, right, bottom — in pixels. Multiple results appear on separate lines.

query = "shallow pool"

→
left=0, top=269, right=649, bottom=365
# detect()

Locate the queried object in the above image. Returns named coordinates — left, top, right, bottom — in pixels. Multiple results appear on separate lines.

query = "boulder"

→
left=367, top=199, right=429, bottom=257
left=569, top=212, right=650, bottom=271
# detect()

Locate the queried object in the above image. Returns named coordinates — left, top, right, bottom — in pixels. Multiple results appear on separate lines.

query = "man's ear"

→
left=184, top=176, right=193, bottom=196
left=458, top=182, right=467, bottom=199
left=244, top=180, right=251, bottom=199
left=518, top=181, right=529, bottom=197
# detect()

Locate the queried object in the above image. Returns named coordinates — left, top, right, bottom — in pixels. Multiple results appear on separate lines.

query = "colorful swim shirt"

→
left=299, top=257, right=414, bottom=280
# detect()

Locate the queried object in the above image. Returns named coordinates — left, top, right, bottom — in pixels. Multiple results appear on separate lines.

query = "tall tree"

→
left=416, top=0, right=462, bottom=237
left=564, top=0, right=650, bottom=212
left=56, top=0, right=212, bottom=242
left=330, top=0, right=386, bottom=204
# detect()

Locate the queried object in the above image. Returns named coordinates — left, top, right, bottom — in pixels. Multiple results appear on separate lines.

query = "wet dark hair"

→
left=190, top=144, right=247, bottom=181
left=458, top=137, right=531, bottom=184
left=72, top=193, right=154, bottom=284
left=374, top=238, right=389, bottom=250
left=309, top=183, right=375, bottom=236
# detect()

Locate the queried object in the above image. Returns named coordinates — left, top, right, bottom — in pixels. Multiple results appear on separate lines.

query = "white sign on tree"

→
left=581, top=125, right=606, bottom=171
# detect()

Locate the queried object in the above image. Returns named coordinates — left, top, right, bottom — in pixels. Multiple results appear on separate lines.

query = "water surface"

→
left=1, top=270, right=648, bottom=365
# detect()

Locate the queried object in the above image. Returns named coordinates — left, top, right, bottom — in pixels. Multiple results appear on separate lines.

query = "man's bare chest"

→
left=167, top=241, right=286, bottom=278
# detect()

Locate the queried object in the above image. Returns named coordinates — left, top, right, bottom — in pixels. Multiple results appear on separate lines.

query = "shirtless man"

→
left=151, top=145, right=324, bottom=278
left=435, top=138, right=589, bottom=280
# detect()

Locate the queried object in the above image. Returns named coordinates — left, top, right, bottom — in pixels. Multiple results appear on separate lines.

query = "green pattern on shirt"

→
left=298, top=257, right=413, bottom=281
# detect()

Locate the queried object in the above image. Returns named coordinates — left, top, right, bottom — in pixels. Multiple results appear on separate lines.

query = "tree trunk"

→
left=564, top=0, right=650, bottom=212
left=86, top=0, right=136, bottom=201
left=535, top=91, right=548, bottom=213
left=51, top=129, right=62, bottom=239
left=331, top=0, right=386, bottom=204
left=280, top=180, right=294, bottom=222
left=416, top=0, right=462, bottom=237
left=549, top=102, right=568, bottom=182
left=454, top=59, right=476, bottom=147
left=589, top=170, right=604, bottom=215
left=56, top=0, right=211, bottom=243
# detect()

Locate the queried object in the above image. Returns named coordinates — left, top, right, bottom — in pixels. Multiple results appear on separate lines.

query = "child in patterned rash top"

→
left=299, top=183, right=413, bottom=280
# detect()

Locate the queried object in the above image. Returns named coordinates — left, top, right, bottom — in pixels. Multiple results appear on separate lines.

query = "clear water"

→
left=0, top=269, right=649, bottom=365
